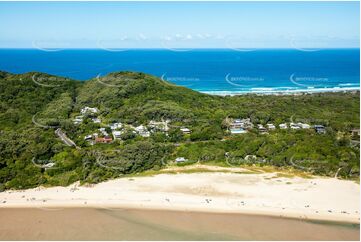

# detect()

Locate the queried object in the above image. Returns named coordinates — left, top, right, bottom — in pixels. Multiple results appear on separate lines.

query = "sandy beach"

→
left=0, top=165, right=359, bottom=224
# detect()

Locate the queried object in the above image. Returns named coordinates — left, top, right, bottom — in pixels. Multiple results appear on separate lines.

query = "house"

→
left=99, top=128, right=108, bottom=136
left=266, top=123, right=276, bottom=130
left=95, top=136, right=113, bottom=143
left=112, top=131, right=122, bottom=140
left=279, top=123, right=288, bottom=129
left=231, top=119, right=242, bottom=128
left=350, top=129, right=360, bottom=137
left=92, top=118, right=101, bottom=124
left=257, top=124, right=268, bottom=134
left=298, top=122, right=311, bottom=129
left=84, top=135, right=93, bottom=140
left=81, top=107, right=99, bottom=115
left=104, top=136, right=113, bottom=143
left=139, top=131, right=150, bottom=137
left=230, top=128, right=247, bottom=134
left=73, top=116, right=83, bottom=125
left=230, top=118, right=253, bottom=130
left=241, top=118, right=254, bottom=129
left=149, top=120, right=170, bottom=132
left=175, top=157, right=188, bottom=162
left=109, top=122, right=122, bottom=130
left=290, top=123, right=300, bottom=130
left=135, top=125, right=150, bottom=137
left=135, top=125, right=146, bottom=132
left=73, top=118, right=83, bottom=125
left=314, top=125, right=326, bottom=134
left=180, top=127, right=191, bottom=134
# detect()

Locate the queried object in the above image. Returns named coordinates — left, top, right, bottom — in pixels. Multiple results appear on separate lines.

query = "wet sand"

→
left=0, top=208, right=359, bottom=240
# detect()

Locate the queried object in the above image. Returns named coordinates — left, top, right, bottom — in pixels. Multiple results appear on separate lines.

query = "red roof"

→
left=95, top=137, right=113, bottom=143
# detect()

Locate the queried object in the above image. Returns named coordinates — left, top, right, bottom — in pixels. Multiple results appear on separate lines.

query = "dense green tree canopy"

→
left=0, top=70, right=359, bottom=190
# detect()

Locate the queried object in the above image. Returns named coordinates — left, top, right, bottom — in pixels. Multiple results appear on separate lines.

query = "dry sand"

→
left=0, top=166, right=359, bottom=223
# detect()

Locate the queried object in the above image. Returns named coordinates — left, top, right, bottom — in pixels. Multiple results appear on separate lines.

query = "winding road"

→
left=55, top=128, right=81, bottom=150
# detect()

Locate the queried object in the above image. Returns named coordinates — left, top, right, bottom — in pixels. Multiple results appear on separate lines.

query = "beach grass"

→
left=120, top=163, right=315, bottom=179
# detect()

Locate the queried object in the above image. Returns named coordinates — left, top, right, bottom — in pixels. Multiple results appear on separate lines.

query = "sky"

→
left=0, top=1, right=359, bottom=49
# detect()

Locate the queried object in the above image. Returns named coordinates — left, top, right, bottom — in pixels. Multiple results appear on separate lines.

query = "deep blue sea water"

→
left=0, top=49, right=359, bottom=94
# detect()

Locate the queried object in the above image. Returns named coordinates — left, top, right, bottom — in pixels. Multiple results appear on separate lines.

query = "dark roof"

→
left=314, top=125, right=325, bottom=129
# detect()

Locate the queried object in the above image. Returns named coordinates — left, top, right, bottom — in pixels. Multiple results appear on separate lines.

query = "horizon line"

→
left=0, top=47, right=360, bottom=50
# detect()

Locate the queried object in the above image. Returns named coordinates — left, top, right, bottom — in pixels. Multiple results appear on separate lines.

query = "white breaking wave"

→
left=200, top=86, right=360, bottom=96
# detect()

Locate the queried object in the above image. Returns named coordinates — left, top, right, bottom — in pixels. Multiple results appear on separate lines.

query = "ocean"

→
left=0, top=48, right=359, bottom=94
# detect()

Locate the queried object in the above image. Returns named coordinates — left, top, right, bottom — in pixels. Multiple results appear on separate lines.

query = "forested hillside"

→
left=0, top=71, right=359, bottom=190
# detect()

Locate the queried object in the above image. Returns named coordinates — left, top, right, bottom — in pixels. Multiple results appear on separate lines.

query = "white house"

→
left=149, top=120, right=170, bottom=132
left=257, top=124, right=268, bottom=134
left=73, top=118, right=83, bottom=125
left=135, top=125, right=150, bottom=137
left=112, top=131, right=122, bottom=139
left=230, top=118, right=253, bottom=130
left=73, top=115, right=83, bottom=125
left=266, top=123, right=276, bottom=130
left=175, top=157, right=188, bottom=162
left=290, top=123, right=300, bottom=129
left=92, top=118, right=101, bottom=124
left=298, top=123, right=311, bottom=129
left=84, top=135, right=93, bottom=140
left=180, top=127, right=191, bottom=134
left=110, top=122, right=122, bottom=130
left=81, top=107, right=99, bottom=115
left=98, top=128, right=108, bottom=136
left=279, top=123, right=288, bottom=129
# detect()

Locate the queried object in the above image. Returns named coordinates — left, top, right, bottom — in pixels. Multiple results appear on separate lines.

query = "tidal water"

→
left=0, top=208, right=359, bottom=240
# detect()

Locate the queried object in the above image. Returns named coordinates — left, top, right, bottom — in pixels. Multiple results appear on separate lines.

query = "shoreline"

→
left=1, top=207, right=358, bottom=241
left=1, top=167, right=359, bottom=224
left=200, top=87, right=360, bottom=96
left=1, top=201, right=359, bottom=225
